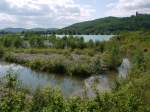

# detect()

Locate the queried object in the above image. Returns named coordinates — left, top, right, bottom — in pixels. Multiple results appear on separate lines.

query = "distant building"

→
left=136, top=11, right=148, bottom=16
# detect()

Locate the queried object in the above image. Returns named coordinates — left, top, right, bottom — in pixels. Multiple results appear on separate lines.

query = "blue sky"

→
left=0, top=0, right=149, bottom=28
left=75, top=0, right=116, bottom=18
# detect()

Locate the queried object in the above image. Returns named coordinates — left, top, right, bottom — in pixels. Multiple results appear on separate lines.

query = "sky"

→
left=0, top=0, right=150, bottom=28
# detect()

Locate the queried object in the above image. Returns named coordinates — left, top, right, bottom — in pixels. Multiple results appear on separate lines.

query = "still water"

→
left=56, top=35, right=114, bottom=42
left=0, top=58, right=130, bottom=97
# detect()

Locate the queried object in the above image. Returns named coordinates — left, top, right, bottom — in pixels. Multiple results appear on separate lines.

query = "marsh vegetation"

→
left=0, top=31, right=150, bottom=111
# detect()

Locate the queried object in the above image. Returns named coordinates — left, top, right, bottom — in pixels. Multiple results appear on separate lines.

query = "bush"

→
left=4, top=52, right=16, bottom=62
left=0, top=46, right=4, bottom=58
left=67, top=63, right=91, bottom=77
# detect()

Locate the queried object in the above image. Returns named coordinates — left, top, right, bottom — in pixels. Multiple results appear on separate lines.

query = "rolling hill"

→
left=1, top=28, right=26, bottom=33
left=58, top=13, right=150, bottom=34
left=1, top=13, right=150, bottom=34
left=0, top=28, right=58, bottom=33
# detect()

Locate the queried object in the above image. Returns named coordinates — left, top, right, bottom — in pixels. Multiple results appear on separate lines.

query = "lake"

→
left=56, top=35, right=114, bottom=42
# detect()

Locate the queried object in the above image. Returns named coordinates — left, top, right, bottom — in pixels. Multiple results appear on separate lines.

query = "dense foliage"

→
left=0, top=34, right=93, bottom=49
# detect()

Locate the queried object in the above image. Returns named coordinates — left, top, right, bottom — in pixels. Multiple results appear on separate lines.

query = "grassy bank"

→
left=4, top=50, right=121, bottom=77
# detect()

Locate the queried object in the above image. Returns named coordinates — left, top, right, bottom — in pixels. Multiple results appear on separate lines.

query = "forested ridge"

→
left=58, top=14, right=150, bottom=34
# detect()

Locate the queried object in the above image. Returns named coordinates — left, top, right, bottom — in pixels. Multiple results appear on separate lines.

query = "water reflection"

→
left=0, top=61, right=84, bottom=96
left=0, top=58, right=130, bottom=97
left=118, top=58, right=131, bottom=78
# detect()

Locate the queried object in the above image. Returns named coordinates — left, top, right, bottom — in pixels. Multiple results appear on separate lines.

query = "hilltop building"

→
left=136, top=11, right=148, bottom=16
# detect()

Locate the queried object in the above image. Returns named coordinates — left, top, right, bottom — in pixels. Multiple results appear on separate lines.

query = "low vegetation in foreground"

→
left=0, top=63, right=149, bottom=112
left=0, top=31, right=150, bottom=112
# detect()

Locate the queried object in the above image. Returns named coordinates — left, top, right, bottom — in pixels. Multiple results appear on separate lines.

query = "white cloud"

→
left=106, top=0, right=150, bottom=17
left=0, top=0, right=95, bottom=28
left=106, top=3, right=115, bottom=8
left=0, top=13, right=16, bottom=22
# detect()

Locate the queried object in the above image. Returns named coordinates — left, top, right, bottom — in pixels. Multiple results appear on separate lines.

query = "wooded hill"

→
left=58, top=13, right=150, bottom=34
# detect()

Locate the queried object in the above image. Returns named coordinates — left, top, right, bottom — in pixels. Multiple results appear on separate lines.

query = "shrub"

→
left=0, top=46, right=4, bottom=58
left=4, top=52, right=16, bottom=62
